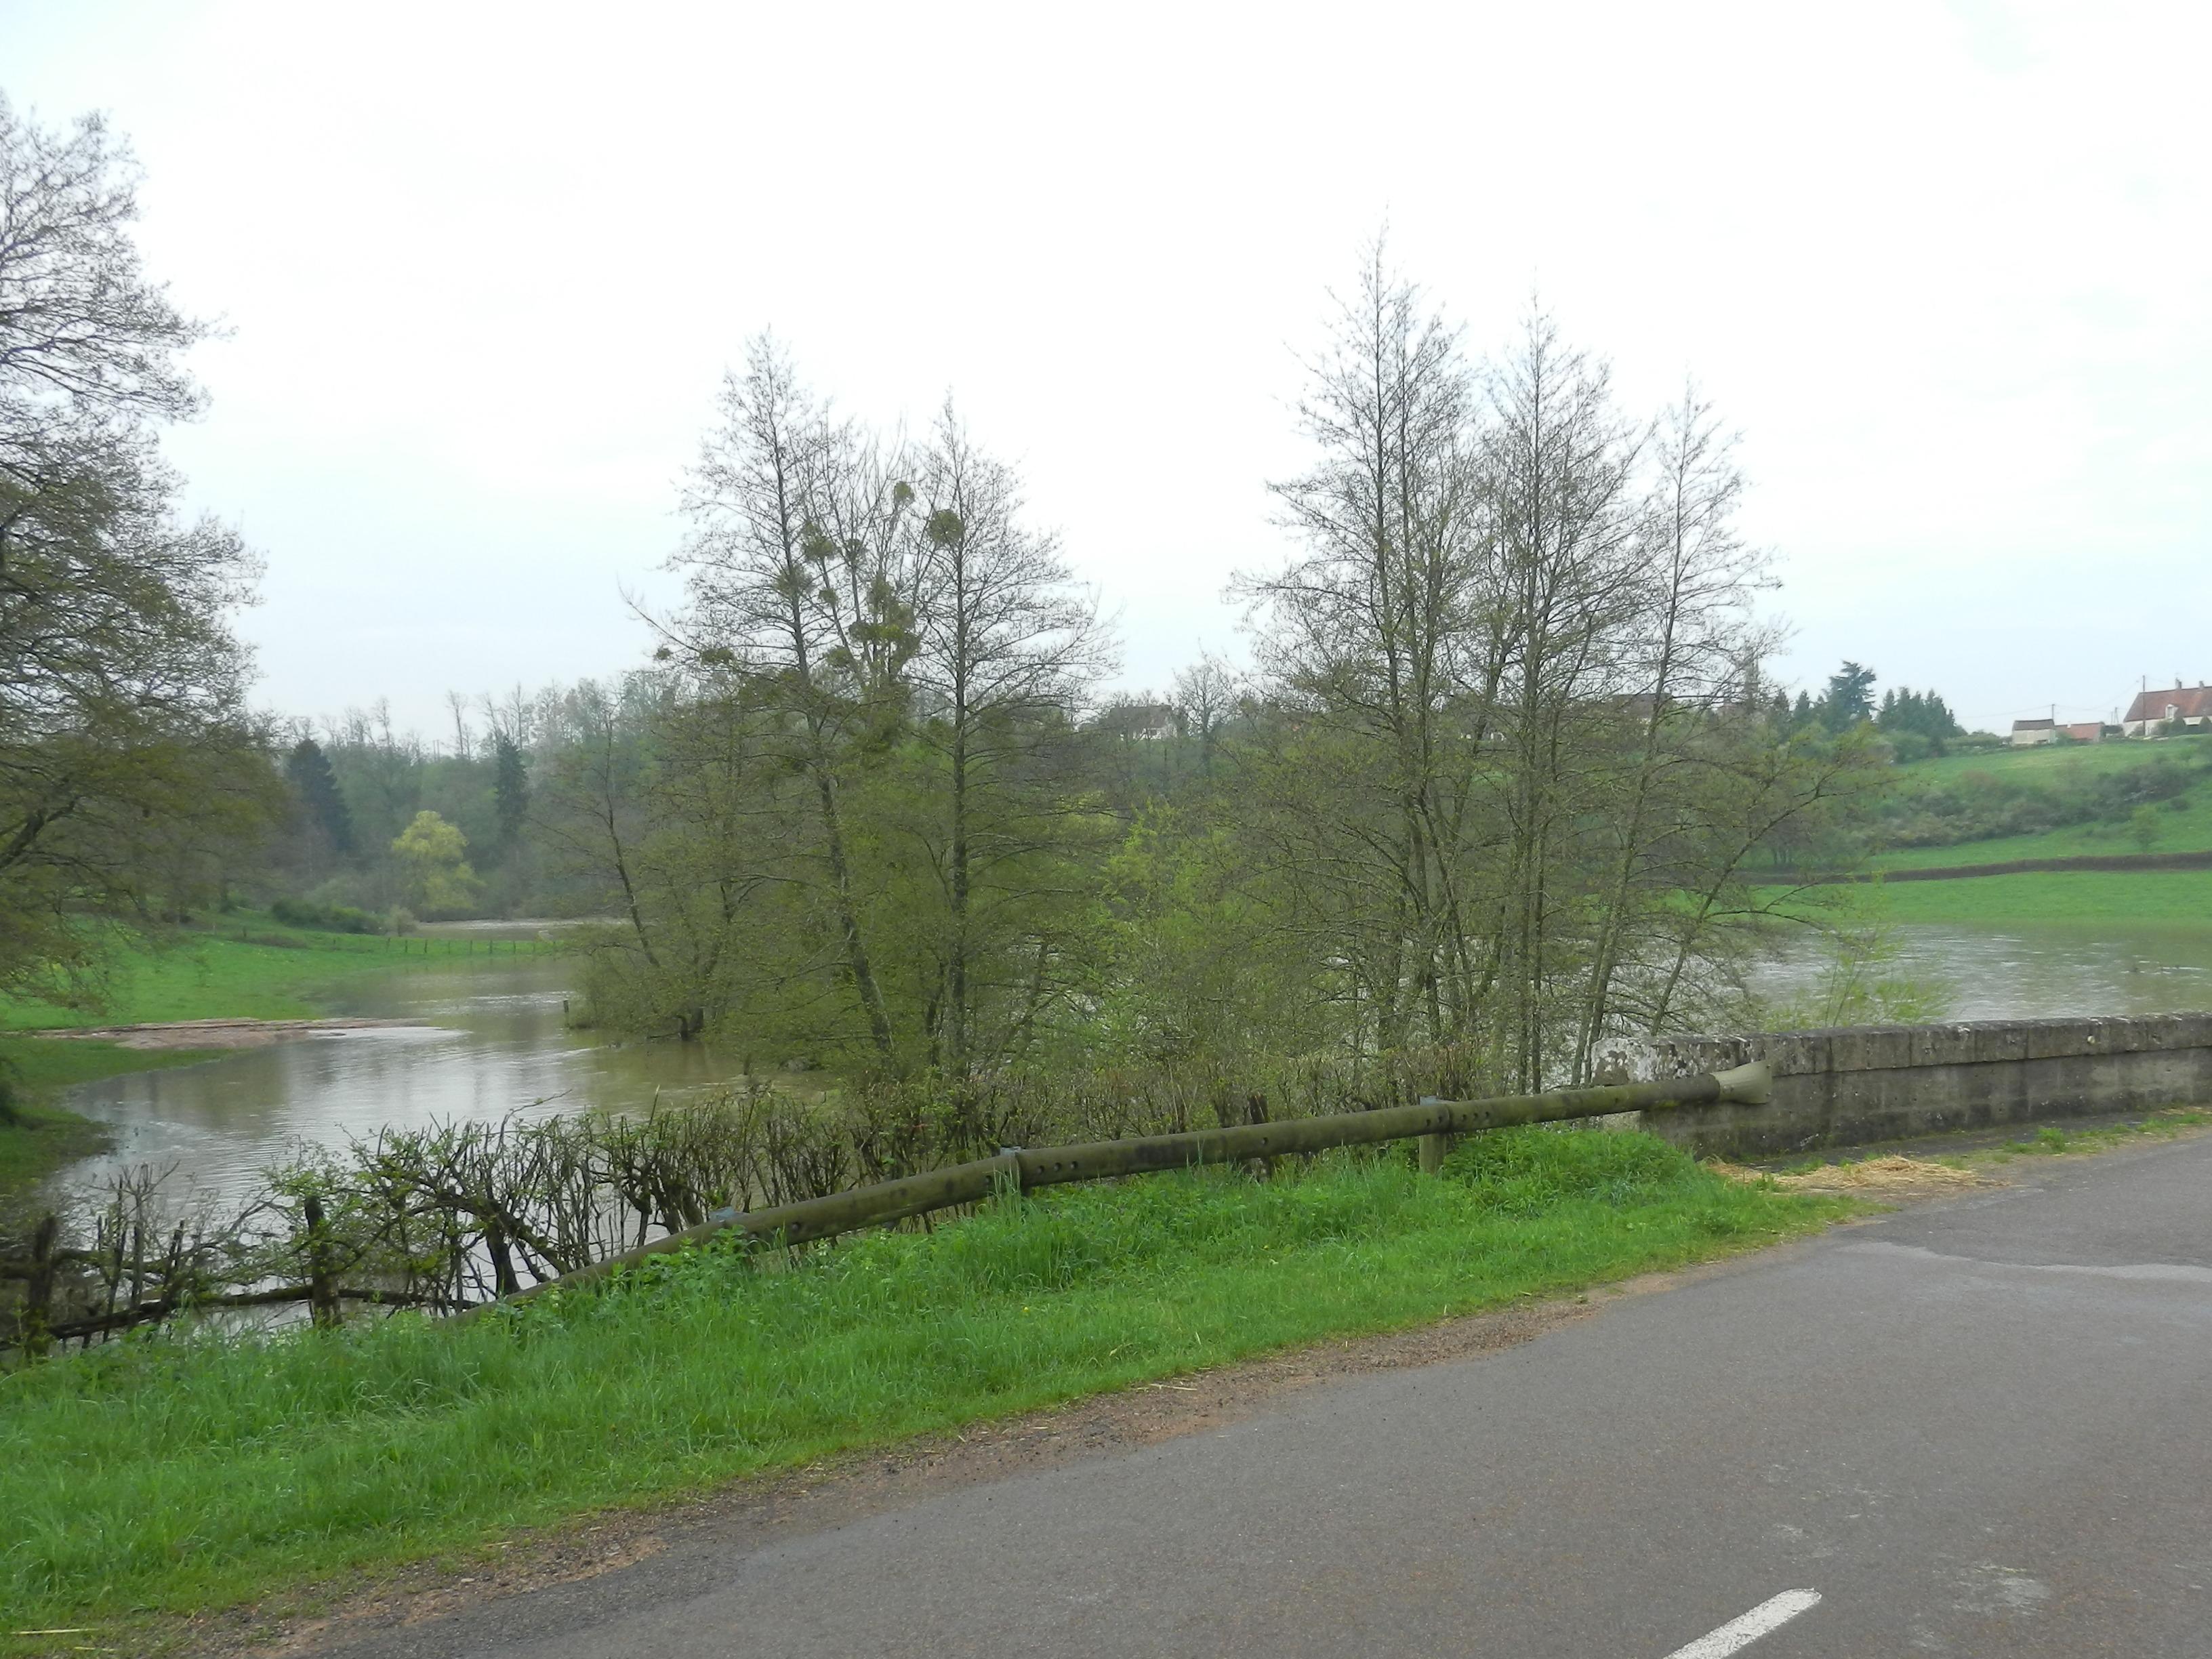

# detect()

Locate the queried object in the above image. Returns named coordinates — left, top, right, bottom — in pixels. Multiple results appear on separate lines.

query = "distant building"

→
left=2121, top=683, right=2212, bottom=737
left=2010, top=718, right=2055, bottom=747
left=2062, top=721, right=2106, bottom=744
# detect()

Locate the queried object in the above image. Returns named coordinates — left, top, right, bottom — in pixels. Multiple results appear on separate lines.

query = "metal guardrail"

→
left=462, top=1061, right=1771, bottom=1318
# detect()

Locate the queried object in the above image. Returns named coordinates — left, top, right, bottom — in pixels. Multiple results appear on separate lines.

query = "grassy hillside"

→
left=1870, top=737, right=2212, bottom=870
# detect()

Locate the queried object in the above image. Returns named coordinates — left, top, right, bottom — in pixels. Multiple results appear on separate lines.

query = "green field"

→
left=1897, top=739, right=2193, bottom=787
left=1873, top=799, right=2212, bottom=870
left=1824, top=869, right=2212, bottom=926
left=0, top=915, right=525, bottom=1033
left=0, top=1132, right=1850, bottom=1647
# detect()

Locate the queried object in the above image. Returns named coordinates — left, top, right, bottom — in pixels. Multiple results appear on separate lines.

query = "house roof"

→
left=2123, top=684, right=2212, bottom=724
left=2012, top=718, right=2055, bottom=731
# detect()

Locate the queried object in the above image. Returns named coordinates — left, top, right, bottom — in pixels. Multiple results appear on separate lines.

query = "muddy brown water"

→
left=42, top=919, right=2212, bottom=1211
left=1760, top=918, right=2212, bottom=1021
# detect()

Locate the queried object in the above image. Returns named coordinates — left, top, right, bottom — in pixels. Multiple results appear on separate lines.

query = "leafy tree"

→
left=0, top=95, right=277, bottom=1001
left=1875, top=687, right=1963, bottom=750
left=390, top=810, right=480, bottom=916
left=656, top=340, right=1112, bottom=1075
left=1819, top=661, right=1877, bottom=731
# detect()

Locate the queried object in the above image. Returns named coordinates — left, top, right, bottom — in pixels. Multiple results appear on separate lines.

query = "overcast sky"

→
left=5, top=0, right=2207, bottom=739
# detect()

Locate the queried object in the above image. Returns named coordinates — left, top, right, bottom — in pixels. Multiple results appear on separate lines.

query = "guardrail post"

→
left=1416, top=1097, right=1448, bottom=1174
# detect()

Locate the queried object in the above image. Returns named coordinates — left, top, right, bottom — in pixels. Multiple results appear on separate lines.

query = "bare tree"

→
left=671, top=335, right=913, bottom=1058
left=1172, top=653, right=1244, bottom=779
left=1246, top=245, right=1492, bottom=1056
left=444, top=689, right=474, bottom=760
left=1479, top=308, right=1647, bottom=1086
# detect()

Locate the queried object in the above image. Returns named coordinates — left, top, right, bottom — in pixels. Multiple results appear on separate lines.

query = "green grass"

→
left=0, top=1132, right=1850, bottom=1645
left=0, top=914, right=512, bottom=1032
left=1982, top=1109, right=2210, bottom=1163
left=1837, top=869, right=2212, bottom=924
left=0, top=1039, right=223, bottom=1199
left=1897, top=738, right=2210, bottom=787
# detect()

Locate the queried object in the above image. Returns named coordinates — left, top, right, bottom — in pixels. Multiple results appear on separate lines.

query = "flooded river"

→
left=1762, top=920, right=2212, bottom=1023
left=52, top=956, right=738, bottom=1207
left=47, top=918, right=2212, bottom=1208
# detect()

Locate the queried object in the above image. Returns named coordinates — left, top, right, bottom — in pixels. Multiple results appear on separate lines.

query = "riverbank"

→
left=0, top=1132, right=1850, bottom=1647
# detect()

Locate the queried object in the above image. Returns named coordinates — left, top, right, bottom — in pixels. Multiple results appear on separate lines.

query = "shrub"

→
left=268, top=897, right=378, bottom=934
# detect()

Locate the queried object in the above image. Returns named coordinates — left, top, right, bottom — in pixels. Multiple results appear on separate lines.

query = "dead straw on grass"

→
left=1709, top=1155, right=1990, bottom=1195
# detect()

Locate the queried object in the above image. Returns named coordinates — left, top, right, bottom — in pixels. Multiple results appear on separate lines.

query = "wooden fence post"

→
left=22, top=1212, right=59, bottom=1359
left=302, top=1192, right=340, bottom=1330
left=1416, top=1096, right=1449, bottom=1175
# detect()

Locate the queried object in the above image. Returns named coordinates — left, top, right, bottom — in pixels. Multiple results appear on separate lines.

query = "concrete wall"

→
left=1593, top=1013, right=2212, bottom=1160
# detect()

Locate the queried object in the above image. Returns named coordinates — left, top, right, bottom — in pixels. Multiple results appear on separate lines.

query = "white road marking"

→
left=1660, top=1590, right=1823, bottom=1658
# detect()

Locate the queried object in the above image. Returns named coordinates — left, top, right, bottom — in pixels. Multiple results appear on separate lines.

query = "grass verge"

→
left=1757, top=1107, right=2212, bottom=1183
left=1974, top=1108, right=2211, bottom=1164
left=0, top=1130, right=1852, bottom=1645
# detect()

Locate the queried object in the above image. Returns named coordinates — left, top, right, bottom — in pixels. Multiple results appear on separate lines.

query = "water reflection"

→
left=54, top=959, right=735, bottom=1206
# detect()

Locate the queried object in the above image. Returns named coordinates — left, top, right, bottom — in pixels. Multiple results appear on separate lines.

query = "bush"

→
left=268, top=897, right=378, bottom=934
left=1875, top=753, right=2202, bottom=849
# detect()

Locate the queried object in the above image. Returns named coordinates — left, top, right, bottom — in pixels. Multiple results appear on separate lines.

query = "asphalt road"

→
left=319, top=1134, right=2212, bottom=1658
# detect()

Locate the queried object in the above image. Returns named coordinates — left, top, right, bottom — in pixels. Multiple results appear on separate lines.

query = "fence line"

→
left=464, top=1061, right=1772, bottom=1318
